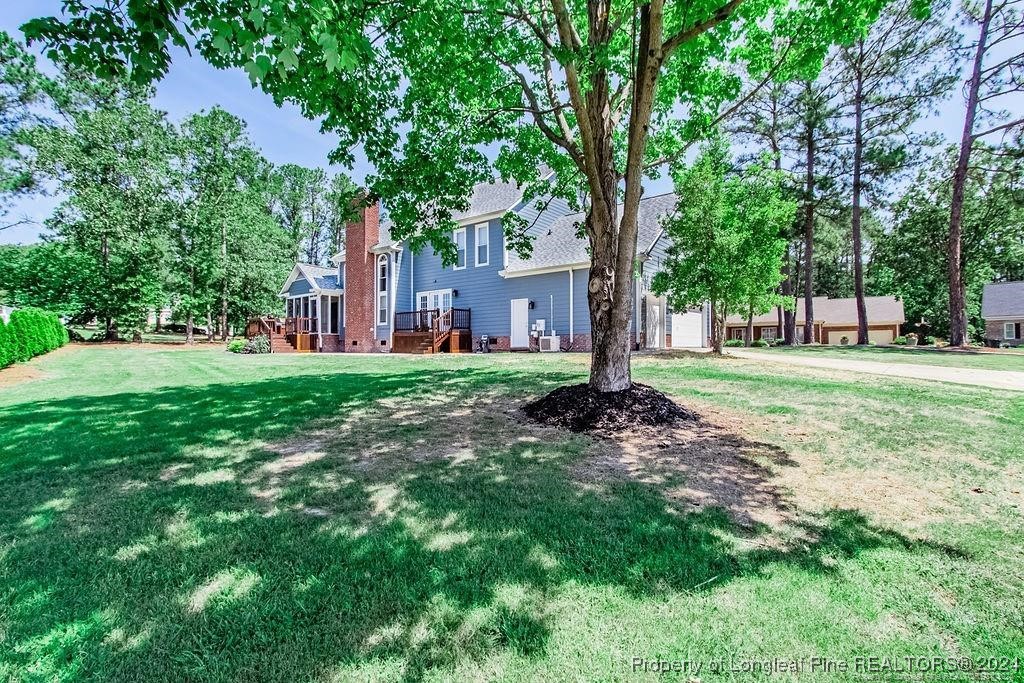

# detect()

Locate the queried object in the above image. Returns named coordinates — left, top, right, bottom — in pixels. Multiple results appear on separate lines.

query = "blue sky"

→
left=2, top=3, right=1018, bottom=246
left=1, top=1, right=367, bottom=245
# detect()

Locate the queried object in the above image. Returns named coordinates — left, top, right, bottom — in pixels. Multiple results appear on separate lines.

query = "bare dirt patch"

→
left=0, top=345, right=81, bottom=388
left=574, top=408, right=798, bottom=529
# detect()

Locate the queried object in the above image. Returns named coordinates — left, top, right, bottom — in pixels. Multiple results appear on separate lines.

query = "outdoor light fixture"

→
left=528, top=300, right=535, bottom=310
left=452, top=289, right=458, bottom=297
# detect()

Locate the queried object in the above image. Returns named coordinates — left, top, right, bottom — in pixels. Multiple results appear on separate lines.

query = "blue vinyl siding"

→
left=287, top=277, right=314, bottom=297
left=388, top=214, right=643, bottom=342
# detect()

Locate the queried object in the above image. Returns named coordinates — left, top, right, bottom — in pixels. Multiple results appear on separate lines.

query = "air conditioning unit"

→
left=538, top=335, right=560, bottom=352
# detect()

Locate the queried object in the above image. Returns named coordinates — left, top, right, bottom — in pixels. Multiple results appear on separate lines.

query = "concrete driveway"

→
left=728, top=349, right=1024, bottom=392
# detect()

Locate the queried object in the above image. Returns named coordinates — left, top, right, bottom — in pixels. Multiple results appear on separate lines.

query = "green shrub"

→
left=0, top=308, right=68, bottom=368
left=0, top=319, right=9, bottom=369
left=723, top=338, right=745, bottom=347
left=892, top=336, right=907, bottom=345
left=750, top=339, right=768, bottom=347
left=924, top=335, right=936, bottom=345
left=242, top=335, right=271, bottom=354
left=227, top=338, right=246, bottom=353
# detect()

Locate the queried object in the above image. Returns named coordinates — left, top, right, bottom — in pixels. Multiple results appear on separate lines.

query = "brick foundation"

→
left=320, top=334, right=343, bottom=353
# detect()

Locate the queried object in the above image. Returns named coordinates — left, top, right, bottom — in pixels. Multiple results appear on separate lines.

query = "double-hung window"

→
left=453, top=228, right=467, bottom=270
left=762, top=327, right=776, bottom=342
left=1006, top=322, right=1018, bottom=340
left=377, top=255, right=388, bottom=325
left=475, top=223, right=489, bottom=266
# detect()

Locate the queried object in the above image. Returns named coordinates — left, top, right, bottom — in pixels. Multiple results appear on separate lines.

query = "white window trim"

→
left=762, top=326, right=777, bottom=341
left=1005, top=322, right=1017, bottom=339
left=475, top=223, right=489, bottom=267
left=416, top=289, right=454, bottom=312
left=376, top=254, right=389, bottom=326
left=453, top=227, right=467, bottom=270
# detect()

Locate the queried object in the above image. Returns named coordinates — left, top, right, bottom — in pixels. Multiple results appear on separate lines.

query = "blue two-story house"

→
left=274, top=178, right=709, bottom=353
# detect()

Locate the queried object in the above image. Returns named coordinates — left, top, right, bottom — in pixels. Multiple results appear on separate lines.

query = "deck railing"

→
left=394, top=308, right=471, bottom=333
left=285, top=317, right=318, bottom=335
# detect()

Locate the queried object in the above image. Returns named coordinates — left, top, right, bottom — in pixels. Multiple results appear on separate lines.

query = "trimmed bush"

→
left=723, top=338, right=745, bottom=347
left=242, top=335, right=271, bottom=354
left=227, top=338, right=246, bottom=353
left=0, top=308, right=69, bottom=369
left=892, top=335, right=907, bottom=345
left=750, top=339, right=768, bottom=347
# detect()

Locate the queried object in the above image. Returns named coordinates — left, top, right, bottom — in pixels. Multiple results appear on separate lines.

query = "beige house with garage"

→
left=725, top=295, right=905, bottom=345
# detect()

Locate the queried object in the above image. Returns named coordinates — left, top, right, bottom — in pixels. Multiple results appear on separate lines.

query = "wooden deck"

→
left=393, top=308, right=472, bottom=354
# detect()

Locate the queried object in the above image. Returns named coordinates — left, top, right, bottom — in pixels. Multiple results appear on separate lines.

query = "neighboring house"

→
left=982, top=281, right=1024, bottom=347
left=272, top=178, right=711, bottom=353
left=724, top=296, right=906, bottom=345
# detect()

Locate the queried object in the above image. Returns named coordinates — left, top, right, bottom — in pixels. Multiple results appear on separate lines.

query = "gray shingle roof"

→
left=297, top=263, right=341, bottom=291
left=505, top=192, right=678, bottom=272
left=452, top=178, right=525, bottom=221
left=982, top=281, right=1024, bottom=318
left=725, top=296, right=906, bottom=325
left=373, top=179, right=525, bottom=250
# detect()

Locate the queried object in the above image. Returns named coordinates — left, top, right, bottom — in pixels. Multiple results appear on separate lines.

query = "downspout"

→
left=390, top=250, right=402, bottom=350
left=568, top=268, right=574, bottom=342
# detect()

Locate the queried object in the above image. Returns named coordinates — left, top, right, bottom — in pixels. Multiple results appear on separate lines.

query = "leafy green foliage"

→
left=0, top=307, right=68, bottom=367
left=723, top=338, right=746, bottom=347
left=871, top=145, right=1023, bottom=340
left=27, top=71, right=175, bottom=340
left=242, top=334, right=270, bottom=354
left=226, top=338, right=246, bottom=353
left=653, top=139, right=796, bottom=353
left=0, top=31, right=48, bottom=218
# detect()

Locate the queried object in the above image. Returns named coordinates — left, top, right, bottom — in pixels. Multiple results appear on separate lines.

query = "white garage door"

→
left=671, top=311, right=703, bottom=348
left=868, top=329, right=895, bottom=345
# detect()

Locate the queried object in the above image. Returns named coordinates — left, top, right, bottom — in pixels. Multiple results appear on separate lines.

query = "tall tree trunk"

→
left=579, top=0, right=662, bottom=392
left=709, top=297, right=724, bottom=354
left=948, top=0, right=992, bottom=347
left=220, top=219, right=229, bottom=341
left=745, top=303, right=754, bottom=347
left=206, top=309, right=214, bottom=343
left=101, top=233, right=116, bottom=341
left=782, top=247, right=796, bottom=344
left=851, top=39, right=869, bottom=345
left=185, top=313, right=194, bottom=345
left=802, top=111, right=816, bottom=344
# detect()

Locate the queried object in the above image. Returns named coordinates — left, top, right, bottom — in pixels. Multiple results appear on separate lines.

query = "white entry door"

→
left=510, top=298, right=529, bottom=349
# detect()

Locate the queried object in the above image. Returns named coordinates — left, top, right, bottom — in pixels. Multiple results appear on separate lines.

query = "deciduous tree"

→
left=653, top=139, right=795, bottom=353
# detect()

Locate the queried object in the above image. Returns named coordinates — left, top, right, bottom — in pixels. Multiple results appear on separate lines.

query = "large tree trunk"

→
left=802, top=108, right=816, bottom=344
left=851, top=39, right=869, bottom=345
left=185, top=313, right=195, bottom=345
left=586, top=156, right=633, bottom=392
left=206, top=309, right=214, bottom=343
left=948, top=0, right=992, bottom=347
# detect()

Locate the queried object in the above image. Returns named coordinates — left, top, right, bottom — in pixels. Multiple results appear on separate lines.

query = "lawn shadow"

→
left=0, top=364, right=970, bottom=681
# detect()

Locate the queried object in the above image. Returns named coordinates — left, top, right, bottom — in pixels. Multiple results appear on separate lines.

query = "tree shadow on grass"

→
left=0, top=365, right=970, bottom=681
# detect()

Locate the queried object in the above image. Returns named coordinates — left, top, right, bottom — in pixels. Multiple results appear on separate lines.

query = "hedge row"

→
left=0, top=308, right=70, bottom=369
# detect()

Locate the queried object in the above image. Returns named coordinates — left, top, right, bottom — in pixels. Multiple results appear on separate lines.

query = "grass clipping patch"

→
left=524, top=382, right=694, bottom=436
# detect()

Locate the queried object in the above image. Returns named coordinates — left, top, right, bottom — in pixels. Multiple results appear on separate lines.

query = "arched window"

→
left=377, top=254, right=389, bottom=325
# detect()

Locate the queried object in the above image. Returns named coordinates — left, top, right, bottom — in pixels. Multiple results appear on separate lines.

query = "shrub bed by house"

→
left=0, top=308, right=70, bottom=369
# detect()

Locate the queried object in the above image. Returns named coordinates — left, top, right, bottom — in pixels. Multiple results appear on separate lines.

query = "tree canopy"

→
left=25, top=0, right=898, bottom=390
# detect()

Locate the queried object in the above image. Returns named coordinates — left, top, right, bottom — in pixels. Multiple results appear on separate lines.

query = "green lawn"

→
left=742, top=344, right=1024, bottom=372
left=1, top=347, right=1022, bottom=681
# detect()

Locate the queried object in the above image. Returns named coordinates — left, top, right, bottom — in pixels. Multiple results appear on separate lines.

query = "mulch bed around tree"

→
left=523, top=382, right=695, bottom=436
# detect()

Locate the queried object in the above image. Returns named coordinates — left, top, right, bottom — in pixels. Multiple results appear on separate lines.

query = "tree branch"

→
left=662, top=0, right=745, bottom=57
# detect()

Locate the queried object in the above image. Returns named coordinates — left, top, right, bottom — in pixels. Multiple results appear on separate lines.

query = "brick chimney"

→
left=344, top=199, right=381, bottom=351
